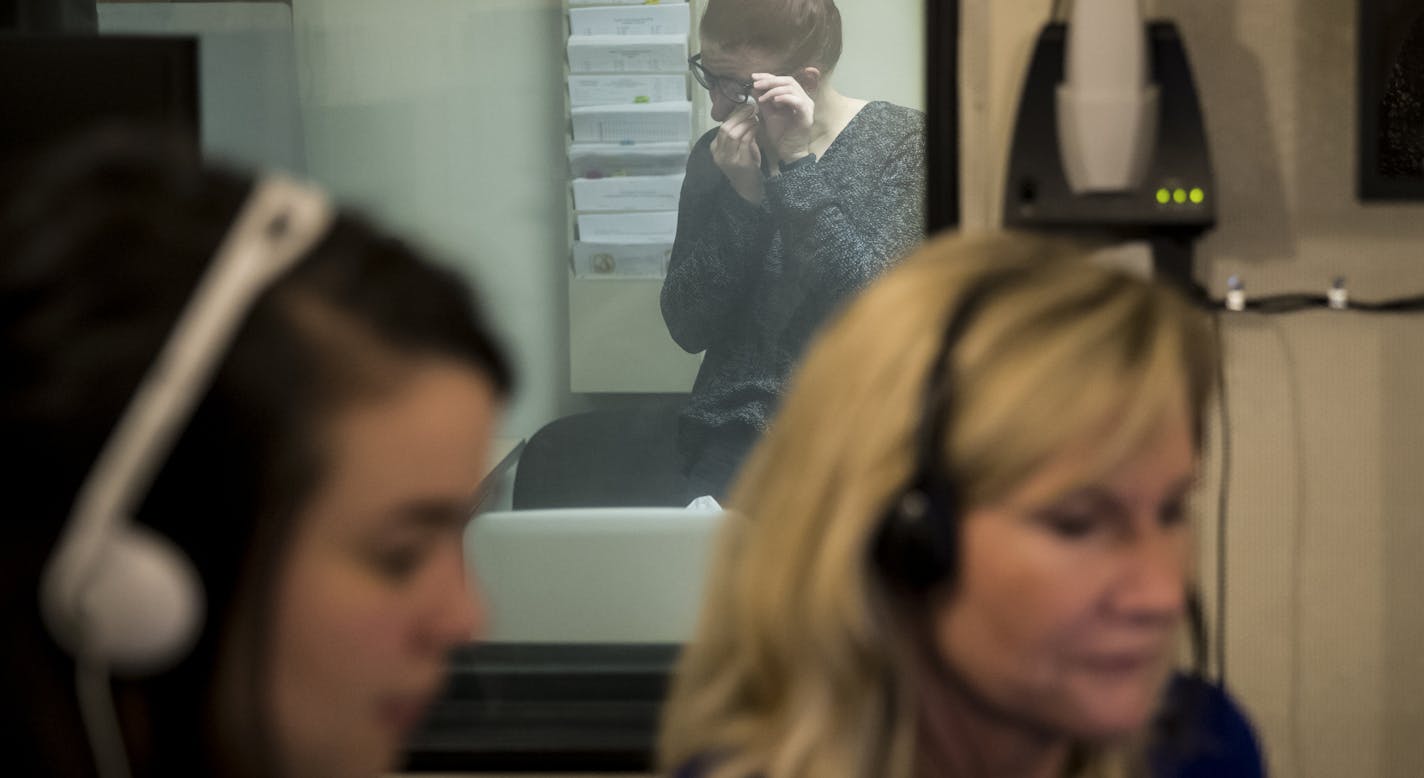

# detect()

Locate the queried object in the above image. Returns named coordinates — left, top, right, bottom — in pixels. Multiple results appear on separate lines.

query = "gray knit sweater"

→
left=661, top=100, right=926, bottom=458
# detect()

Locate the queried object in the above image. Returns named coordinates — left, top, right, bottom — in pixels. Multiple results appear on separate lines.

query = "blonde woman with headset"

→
left=660, top=233, right=1264, bottom=778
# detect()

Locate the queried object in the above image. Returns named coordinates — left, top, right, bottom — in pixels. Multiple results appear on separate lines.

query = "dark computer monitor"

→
left=0, top=34, right=199, bottom=171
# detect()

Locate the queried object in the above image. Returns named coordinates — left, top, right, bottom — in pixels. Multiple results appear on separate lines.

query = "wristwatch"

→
left=778, top=153, right=817, bottom=174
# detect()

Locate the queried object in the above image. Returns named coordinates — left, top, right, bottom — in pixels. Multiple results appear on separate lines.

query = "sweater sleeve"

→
left=1151, top=675, right=1265, bottom=778
left=764, top=122, right=926, bottom=309
left=661, top=131, right=773, bottom=354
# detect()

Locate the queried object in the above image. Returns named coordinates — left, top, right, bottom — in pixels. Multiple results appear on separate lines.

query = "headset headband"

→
left=41, top=174, right=334, bottom=654
left=907, top=269, right=1031, bottom=500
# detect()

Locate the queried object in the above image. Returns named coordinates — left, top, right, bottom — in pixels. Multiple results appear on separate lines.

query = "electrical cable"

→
left=1211, top=312, right=1230, bottom=685
left=76, top=656, right=132, bottom=778
left=1266, top=321, right=1309, bottom=777
left=1186, top=288, right=1424, bottom=315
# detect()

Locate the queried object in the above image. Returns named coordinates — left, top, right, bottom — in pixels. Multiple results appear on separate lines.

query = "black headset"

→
left=871, top=268, right=1032, bottom=591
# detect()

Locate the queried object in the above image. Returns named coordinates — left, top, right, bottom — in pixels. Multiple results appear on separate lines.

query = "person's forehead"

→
left=303, top=364, right=498, bottom=531
left=1010, top=409, right=1198, bottom=509
left=698, top=40, right=781, bottom=74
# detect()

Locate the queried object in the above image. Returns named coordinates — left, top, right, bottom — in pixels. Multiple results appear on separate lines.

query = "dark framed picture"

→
left=1360, top=0, right=1424, bottom=200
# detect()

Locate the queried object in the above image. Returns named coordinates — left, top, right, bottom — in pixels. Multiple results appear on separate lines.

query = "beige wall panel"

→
left=964, top=1, right=1424, bottom=776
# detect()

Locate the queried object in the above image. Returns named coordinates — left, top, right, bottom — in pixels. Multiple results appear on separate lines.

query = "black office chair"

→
left=511, top=399, right=691, bottom=509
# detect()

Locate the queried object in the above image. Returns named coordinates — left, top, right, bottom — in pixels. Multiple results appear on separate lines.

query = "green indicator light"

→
left=1156, top=188, right=1171, bottom=204
left=1189, top=187, right=1205, bottom=204
left=1173, top=188, right=1188, bottom=204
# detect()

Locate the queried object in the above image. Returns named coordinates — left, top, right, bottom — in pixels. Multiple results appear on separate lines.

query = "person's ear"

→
left=795, top=67, right=823, bottom=95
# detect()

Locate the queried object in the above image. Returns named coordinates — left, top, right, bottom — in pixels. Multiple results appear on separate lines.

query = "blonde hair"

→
left=658, top=232, right=1216, bottom=778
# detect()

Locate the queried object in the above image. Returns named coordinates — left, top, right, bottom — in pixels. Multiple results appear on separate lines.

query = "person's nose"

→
left=1110, top=522, right=1188, bottom=625
left=710, top=90, right=738, bottom=122
left=422, top=540, right=487, bottom=649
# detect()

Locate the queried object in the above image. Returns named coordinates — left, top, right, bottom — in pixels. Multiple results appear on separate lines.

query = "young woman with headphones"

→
left=0, top=130, right=512, bottom=778
left=659, top=233, right=1263, bottom=778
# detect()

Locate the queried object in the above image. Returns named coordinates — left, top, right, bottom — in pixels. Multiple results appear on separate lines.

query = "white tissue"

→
left=686, top=495, right=722, bottom=511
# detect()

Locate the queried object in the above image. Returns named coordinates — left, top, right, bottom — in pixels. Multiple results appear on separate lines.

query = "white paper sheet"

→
left=567, top=34, right=688, bottom=74
left=571, top=101, right=692, bottom=143
left=569, top=141, right=691, bottom=178
left=578, top=211, right=678, bottom=242
left=569, top=4, right=690, bottom=36
left=573, top=174, right=684, bottom=212
left=573, top=240, right=674, bottom=278
left=568, top=74, right=688, bottom=107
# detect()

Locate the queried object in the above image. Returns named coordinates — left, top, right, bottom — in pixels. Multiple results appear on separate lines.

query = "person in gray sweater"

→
left=662, top=0, right=927, bottom=498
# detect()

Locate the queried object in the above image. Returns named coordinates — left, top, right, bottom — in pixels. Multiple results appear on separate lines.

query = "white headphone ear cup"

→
left=80, top=525, right=204, bottom=675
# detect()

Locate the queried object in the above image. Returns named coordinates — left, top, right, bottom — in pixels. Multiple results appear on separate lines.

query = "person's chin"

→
left=1066, top=675, right=1166, bottom=740
left=350, top=731, right=405, bottom=778
left=1078, top=705, right=1156, bottom=742
left=289, top=736, right=398, bottom=778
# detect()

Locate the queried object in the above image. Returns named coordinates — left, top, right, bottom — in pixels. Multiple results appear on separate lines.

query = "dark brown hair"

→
left=700, top=0, right=844, bottom=73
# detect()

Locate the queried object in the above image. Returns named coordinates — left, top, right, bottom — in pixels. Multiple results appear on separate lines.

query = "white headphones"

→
left=39, top=174, right=334, bottom=675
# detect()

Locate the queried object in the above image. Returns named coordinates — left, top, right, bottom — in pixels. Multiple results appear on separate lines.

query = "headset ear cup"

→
left=872, top=488, right=958, bottom=591
left=79, top=524, right=204, bottom=675
left=919, top=486, right=960, bottom=581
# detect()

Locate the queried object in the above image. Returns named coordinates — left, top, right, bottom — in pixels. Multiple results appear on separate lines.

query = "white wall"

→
left=834, top=0, right=926, bottom=111
left=290, top=0, right=571, bottom=439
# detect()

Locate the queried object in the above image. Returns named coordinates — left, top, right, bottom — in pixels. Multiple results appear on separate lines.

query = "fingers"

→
left=725, top=116, right=758, bottom=141
left=750, top=77, right=813, bottom=124
left=715, top=125, right=755, bottom=159
left=712, top=109, right=764, bottom=173
left=756, top=85, right=808, bottom=108
left=724, top=103, right=759, bottom=128
left=739, top=129, right=763, bottom=166
left=735, top=127, right=756, bottom=159
left=750, top=74, right=803, bottom=94
left=717, top=105, right=759, bottom=142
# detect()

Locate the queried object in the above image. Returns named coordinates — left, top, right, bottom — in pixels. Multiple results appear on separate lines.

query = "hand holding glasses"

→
left=692, top=54, right=764, bottom=202
left=689, top=54, right=759, bottom=116
left=689, top=55, right=816, bottom=164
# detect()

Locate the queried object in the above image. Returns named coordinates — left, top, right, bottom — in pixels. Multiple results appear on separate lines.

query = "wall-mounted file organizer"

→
left=566, top=5, right=691, bottom=280
left=564, top=0, right=702, bottom=392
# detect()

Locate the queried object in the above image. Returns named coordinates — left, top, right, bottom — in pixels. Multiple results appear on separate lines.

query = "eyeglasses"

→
left=687, top=54, right=757, bottom=105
